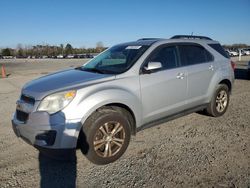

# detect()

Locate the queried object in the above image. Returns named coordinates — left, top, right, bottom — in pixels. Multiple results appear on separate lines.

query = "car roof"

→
left=117, top=36, right=219, bottom=47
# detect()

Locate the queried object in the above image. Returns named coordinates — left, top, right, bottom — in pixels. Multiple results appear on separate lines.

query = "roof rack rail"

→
left=137, top=38, right=164, bottom=41
left=171, top=35, right=212, bottom=40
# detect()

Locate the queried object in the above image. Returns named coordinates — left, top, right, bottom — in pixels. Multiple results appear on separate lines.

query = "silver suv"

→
left=12, top=35, right=235, bottom=164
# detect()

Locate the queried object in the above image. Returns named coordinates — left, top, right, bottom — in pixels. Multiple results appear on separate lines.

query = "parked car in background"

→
left=3, top=56, right=14, bottom=59
left=86, top=54, right=94, bottom=58
left=16, top=55, right=28, bottom=59
left=66, top=55, right=75, bottom=59
left=242, top=48, right=250, bottom=56
left=231, top=50, right=238, bottom=56
left=225, top=50, right=238, bottom=57
left=57, top=54, right=64, bottom=59
left=12, top=35, right=235, bottom=164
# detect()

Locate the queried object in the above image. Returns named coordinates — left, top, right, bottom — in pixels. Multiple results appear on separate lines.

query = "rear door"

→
left=178, top=44, right=215, bottom=107
left=139, top=45, right=188, bottom=124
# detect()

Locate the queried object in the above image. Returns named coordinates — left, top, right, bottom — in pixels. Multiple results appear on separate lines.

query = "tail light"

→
left=231, top=61, right=236, bottom=70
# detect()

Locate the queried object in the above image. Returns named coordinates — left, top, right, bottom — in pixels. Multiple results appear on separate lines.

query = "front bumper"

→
left=12, top=111, right=81, bottom=150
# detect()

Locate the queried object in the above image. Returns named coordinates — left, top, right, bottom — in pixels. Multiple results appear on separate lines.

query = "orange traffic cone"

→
left=1, top=65, right=6, bottom=78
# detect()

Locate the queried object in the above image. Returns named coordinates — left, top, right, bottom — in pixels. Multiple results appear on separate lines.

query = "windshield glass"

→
left=81, top=44, right=149, bottom=74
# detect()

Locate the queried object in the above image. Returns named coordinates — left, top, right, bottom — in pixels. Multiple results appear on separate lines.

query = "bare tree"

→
left=96, top=41, right=104, bottom=53
left=16, top=43, right=24, bottom=57
left=60, top=44, right=64, bottom=55
left=65, top=43, right=73, bottom=55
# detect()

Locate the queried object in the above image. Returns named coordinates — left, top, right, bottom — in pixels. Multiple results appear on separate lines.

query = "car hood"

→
left=22, top=68, right=115, bottom=100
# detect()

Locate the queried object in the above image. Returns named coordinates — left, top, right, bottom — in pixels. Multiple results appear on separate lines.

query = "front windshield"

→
left=81, top=44, right=149, bottom=74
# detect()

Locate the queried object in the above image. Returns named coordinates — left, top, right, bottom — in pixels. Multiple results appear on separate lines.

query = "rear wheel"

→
left=79, top=108, right=131, bottom=165
left=206, top=84, right=229, bottom=117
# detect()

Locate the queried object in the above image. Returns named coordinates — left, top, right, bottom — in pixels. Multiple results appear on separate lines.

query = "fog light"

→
left=35, top=130, right=57, bottom=146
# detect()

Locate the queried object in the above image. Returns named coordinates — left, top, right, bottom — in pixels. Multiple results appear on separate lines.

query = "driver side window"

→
left=147, top=45, right=178, bottom=70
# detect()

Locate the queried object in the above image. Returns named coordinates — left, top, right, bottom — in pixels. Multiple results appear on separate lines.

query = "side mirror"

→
left=143, top=62, right=162, bottom=73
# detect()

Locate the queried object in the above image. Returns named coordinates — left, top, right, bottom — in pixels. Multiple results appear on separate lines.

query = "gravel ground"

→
left=0, top=59, right=249, bottom=188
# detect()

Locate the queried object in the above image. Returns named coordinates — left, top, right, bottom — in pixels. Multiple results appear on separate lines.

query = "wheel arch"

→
left=104, top=103, right=137, bottom=135
left=74, top=88, right=142, bottom=148
left=207, top=69, right=233, bottom=103
left=219, top=79, right=232, bottom=93
left=76, top=102, right=137, bottom=150
left=80, top=102, right=137, bottom=136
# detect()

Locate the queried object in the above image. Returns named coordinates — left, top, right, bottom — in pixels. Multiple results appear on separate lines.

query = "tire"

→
left=206, top=84, right=229, bottom=117
left=79, top=107, right=131, bottom=165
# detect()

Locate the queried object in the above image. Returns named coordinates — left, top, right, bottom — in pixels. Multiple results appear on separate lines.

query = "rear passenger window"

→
left=179, top=45, right=213, bottom=66
left=147, top=46, right=178, bottom=70
left=208, top=43, right=229, bottom=58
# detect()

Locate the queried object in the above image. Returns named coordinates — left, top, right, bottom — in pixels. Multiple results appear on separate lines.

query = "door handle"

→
left=209, top=65, right=214, bottom=71
left=176, top=73, right=185, bottom=79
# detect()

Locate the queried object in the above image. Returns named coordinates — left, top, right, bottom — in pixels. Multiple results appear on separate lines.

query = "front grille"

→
left=21, top=94, right=35, bottom=105
left=16, top=110, right=29, bottom=122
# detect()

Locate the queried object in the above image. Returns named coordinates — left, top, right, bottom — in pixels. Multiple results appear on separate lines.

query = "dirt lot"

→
left=0, top=58, right=249, bottom=187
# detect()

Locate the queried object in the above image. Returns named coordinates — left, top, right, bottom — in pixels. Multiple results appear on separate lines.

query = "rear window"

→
left=208, top=43, right=229, bottom=58
left=179, top=45, right=213, bottom=66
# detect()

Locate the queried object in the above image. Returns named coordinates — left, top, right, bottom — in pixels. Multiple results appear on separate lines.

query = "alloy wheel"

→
left=93, top=121, right=125, bottom=158
left=215, top=90, right=228, bottom=113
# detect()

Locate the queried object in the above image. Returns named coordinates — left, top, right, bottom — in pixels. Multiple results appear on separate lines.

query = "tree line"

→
left=1, top=42, right=249, bottom=57
left=222, top=44, right=250, bottom=50
left=0, top=42, right=107, bottom=57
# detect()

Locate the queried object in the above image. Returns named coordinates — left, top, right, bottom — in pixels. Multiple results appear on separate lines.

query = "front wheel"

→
left=79, top=108, right=131, bottom=165
left=206, top=84, right=230, bottom=117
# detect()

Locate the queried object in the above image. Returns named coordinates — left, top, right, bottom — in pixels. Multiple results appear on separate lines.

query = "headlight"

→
left=37, top=90, right=76, bottom=114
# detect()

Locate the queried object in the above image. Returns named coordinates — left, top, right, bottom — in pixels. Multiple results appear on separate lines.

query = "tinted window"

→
left=208, top=43, right=229, bottom=58
left=205, top=49, right=214, bottom=62
left=179, top=45, right=213, bottom=66
left=147, top=46, right=178, bottom=70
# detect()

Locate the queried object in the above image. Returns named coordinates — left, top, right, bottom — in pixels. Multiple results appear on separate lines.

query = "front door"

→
left=139, top=45, right=187, bottom=124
